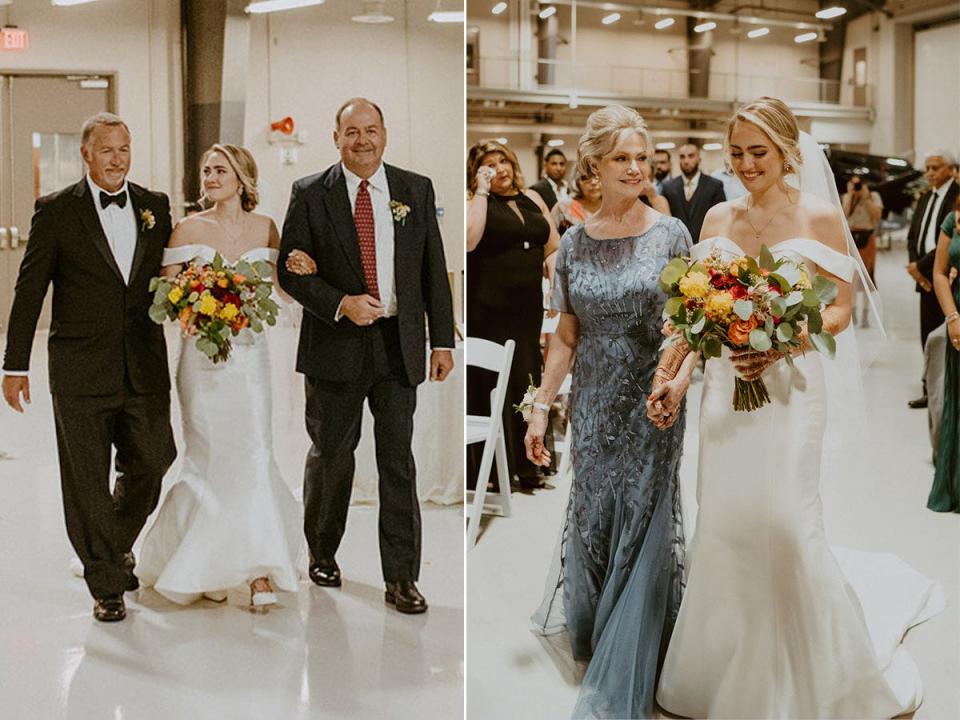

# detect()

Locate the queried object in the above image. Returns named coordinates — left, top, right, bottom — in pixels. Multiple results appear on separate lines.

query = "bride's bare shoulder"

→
left=798, top=193, right=847, bottom=253
left=170, top=211, right=215, bottom=247
left=700, top=197, right=745, bottom=240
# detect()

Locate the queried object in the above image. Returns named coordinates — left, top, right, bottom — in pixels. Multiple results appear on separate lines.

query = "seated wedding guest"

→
left=661, top=142, right=725, bottom=242
left=711, top=160, right=746, bottom=201
left=552, top=172, right=601, bottom=236
left=928, top=192, right=960, bottom=512
left=906, top=149, right=958, bottom=409
left=653, top=148, right=672, bottom=194
left=842, top=176, right=883, bottom=327
left=466, top=139, right=560, bottom=490
left=529, top=148, right=571, bottom=211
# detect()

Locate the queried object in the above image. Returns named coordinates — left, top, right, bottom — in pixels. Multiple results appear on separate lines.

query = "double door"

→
left=0, top=74, right=111, bottom=333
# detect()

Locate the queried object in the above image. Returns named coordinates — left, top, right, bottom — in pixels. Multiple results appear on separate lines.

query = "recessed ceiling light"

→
left=655, top=142, right=676, bottom=150
left=538, top=6, right=556, bottom=19
left=602, top=12, right=620, bottom=25
left=496, top=137, right=509, bottom=144
left=694, top=21, right=717, bottom=33
left=747, top=27, right=769, bottom=39
left=815, top=6, right=847, bottom=19
left=428, top=10, right=464, bottom=22
left=654, top=18, right=674, bottom=30
left=492, top=2, right=507, bottom=14
left=794, top=32, right=818, bottom=43
left=245, top=0, right=325, bottom=12
left=702, top=142, right=723, bottom=151
left=547, top=139, right=565, bottom=147
left=51, top=0, right=100, bottom=5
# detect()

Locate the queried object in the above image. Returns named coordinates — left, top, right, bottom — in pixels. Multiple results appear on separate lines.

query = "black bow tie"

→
left=99, top=190, right=127, bottom=210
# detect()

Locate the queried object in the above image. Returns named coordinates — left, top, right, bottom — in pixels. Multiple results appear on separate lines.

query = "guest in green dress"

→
left=929, top=194, right=960, bottom=512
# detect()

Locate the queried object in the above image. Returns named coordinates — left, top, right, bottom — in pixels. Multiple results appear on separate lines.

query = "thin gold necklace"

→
left=744, top=199, right=781, bottom=241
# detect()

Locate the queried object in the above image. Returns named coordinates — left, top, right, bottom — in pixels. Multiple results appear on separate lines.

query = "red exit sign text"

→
left=1, top=28, right=29, bottom=51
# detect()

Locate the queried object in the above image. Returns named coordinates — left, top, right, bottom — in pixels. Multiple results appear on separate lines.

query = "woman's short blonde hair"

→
left=725, top=97, right=802, bottom=177
left=577, top=105, right=652, bottom=179
left=466, top=139, right=524, bottom=196
left=201, top=143, right=259, bottom=211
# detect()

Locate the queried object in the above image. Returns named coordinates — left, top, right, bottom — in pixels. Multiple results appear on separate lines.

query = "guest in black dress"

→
left=466, top=139, right=560, bottom=489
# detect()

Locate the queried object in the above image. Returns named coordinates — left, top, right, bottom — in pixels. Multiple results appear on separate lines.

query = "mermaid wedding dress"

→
left=656, top=236, right=945, bottom=719
left=136, top=244, right=303, bottom=605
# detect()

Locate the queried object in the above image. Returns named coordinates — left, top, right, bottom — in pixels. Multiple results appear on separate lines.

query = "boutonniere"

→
left=389, top=199, right=411, bottom=226
left=140, top=209, right=156, bottom=232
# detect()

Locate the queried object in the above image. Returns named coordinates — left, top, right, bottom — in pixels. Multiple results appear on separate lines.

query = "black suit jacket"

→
left=278, top=163, right=454, bottom=387
left=662, top=173, right=726, bottom=243
left=3, top=179, right=172, bottom=396
left=528, top=178, right=559, bottom=211
left=907, top=179, right=959, bottom=292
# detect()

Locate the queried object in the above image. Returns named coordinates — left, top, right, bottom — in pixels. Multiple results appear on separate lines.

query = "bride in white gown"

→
left=136, top=144, right=303, bottom=609
left=649, top=98, right=944, bottom=718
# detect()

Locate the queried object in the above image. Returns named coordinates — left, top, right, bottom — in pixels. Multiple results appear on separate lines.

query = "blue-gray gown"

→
left=532, top=216, right=691, bottom=719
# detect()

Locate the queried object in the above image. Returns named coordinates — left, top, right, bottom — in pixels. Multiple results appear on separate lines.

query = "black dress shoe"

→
left=384, top=580, right=428, bottom=614
left=908, top=396, right=928, bottom=409
left=308, top=558, right=341, bottom=587
left=123, top=552, right=139, bottom=592
left=93, top=595, right=126, bottom=622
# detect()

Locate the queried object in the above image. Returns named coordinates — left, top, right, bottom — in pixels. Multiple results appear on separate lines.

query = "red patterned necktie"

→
left=354, top=179, right=379, bottom=300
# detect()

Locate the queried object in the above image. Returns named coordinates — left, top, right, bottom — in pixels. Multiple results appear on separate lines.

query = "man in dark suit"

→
left=905, top=150, right=958, bottom=408
left=662, top=143, right=726, bottom=243
left=1, top=113, right=176, bottom=622
left=278, top=98, right=455, bottom=614
left=528, top=148, right=570, bottom=211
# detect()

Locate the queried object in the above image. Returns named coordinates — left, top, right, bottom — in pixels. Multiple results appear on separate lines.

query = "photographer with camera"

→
left=842, top=174, right=883, bottom=326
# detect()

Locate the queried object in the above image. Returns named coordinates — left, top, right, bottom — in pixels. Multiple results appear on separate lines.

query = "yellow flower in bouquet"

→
left=167, top=286, right=183, bottom=304
left=679, top=271, right=710, bottom=299
left=198, top=293, right=218, bottom=316
left=219, top=303, right=239, bottom=321
left=705, top=290, right=735, bottom=320
left=798, top=269, right=811, bottom=289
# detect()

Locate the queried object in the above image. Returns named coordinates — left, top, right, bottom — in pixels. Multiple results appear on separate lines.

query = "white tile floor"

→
left=0, top=335, right=463, bottom=719
left=467, top=247, right=960, bottom=720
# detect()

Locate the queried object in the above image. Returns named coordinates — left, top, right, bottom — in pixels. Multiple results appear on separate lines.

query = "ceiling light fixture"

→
left=547, top=139, right=565, bottom=147
left=794, top=31, right=817, bottom=43
left=492, top=2, right=507, bottom=14
left=815, top=6, right=847, bottom=19
left=694, top=21, right=717, bottom=33
left=428, top=10, right=464, bottom=22
left=654, top=17, right=675, bottom=30
left=538, top=6, right=556, bottom=19
left=51, top=0, right=101, bottom=5
left=747, top=27, right=769, bottom=38
left=655, top=142, right=676, bottom=150
left=702, top=142, right=723, bottom=151
left=497, top=137, right=509, bottom=144
left=602, top=12, right=620, bottom=25
left=245, top=0, right=325, bottom=13
left=352, top=0, right=394, bottom=23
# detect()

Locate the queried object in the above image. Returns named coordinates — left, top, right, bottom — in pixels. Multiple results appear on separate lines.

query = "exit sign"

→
left=0, top=28, right=28, bottom=51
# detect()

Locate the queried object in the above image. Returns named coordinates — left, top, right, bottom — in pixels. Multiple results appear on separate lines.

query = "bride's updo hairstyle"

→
left=577, top=105, right=652, bottom=179
left=725, top=97, right=802, bottom=179
left=200, top=143, right=260, bottom=212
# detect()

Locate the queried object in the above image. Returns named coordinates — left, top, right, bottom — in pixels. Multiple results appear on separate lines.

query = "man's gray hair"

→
left=924, top=149, right=958, bottom=168
left=81, top=112, right=130, bottom=146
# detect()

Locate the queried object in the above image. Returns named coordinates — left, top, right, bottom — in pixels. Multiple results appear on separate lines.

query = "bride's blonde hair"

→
left=577, top=105, right=652, bottom=179
left=725, top=97, right=802, bottom=177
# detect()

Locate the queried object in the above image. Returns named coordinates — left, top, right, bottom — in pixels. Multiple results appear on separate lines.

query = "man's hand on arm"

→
left=338, top=295, right=385, bottom=326
left=2, top=375, right=30, bottom=413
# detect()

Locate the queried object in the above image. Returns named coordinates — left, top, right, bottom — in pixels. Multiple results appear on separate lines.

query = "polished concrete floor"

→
left=0, top=332, right=463, bottom=719
left=467, top=247, right=960, bottom=720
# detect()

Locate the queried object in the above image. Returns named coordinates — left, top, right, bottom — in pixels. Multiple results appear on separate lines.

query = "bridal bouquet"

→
left=148, top=252, right=279, bottom=363
left=659, top=245, right=838, bottom=411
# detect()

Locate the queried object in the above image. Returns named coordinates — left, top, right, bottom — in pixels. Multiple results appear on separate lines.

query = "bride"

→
left=650, top=97, right=943, bottom=718
left=136, top=144, right=303, bottom=609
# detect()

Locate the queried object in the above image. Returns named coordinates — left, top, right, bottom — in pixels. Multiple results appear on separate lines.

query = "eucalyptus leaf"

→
left=777, top=264, right=801, bottom=287
left=809, top=331, right=837, bottom=358
left=768, top=273, right=791, bottom=294
left=702, top=335, right=722, bottom=359
left=813, top=275, right=839, bottom=305
left=252, top=260, right=272, bottom=278
left=659, top=258, right=688, bottom=288
left=807, top=309, right=823, bottom=334
left=149, top=277, right=160, bottom=292
left=784, top=291, right=803, bottom=307
left=260, top=297, right=279, bottom=315
left=783, top=352, right=796, bottom=368
left=212, top=253, right=224, bottom=272
left=746, top=257, right=760, bottom=276
left=802, top=289, right=820, bottom=307
left=749, top=328, right=772, bottom=352
left=196, top=338, right=218, bottom=357
left=249, top=315, right=263, bottom=333
left=689, top=261, right=707, bottom=276
left=765, top=317, right=774, bottom=335
left=148, top=304, right=168, bottom=325
left=770, top=297, right=786, bottom=318
left=664, top=297, right=684, bottom=317
left=759, top=245, right=775, bottom=271
left=153, top=288, right=169, bottom=305
left=734, top=299, right=754, bottom=321
left=235, top=260, right=254, bottom=277
left=691, top=314, right=706, bottom=334
left=776, top=323, right=793, bottom=342
left=254, top=284, right=272, bottom=300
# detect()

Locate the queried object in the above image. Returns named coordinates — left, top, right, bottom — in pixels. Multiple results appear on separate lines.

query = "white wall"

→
left=913, top=21, right=960, bottom=166
left=243, top=0, right=464, bottom=272
left=0, top=0, right=183, bottom=205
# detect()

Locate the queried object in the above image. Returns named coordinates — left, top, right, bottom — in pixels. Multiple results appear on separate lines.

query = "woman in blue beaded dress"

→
left=524, top=105, right=695, bottom=719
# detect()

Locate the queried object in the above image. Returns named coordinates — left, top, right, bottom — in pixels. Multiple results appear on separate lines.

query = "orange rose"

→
left=178, top=306, right=193, bottom=329
left=727, top=316, right=758, bottom=346
left=232, top=273, right=247, bottom=284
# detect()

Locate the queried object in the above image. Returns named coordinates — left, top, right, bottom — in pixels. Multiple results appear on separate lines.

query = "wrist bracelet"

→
left=533, top=401, right=550, bottom=413
left=475, top=189, right=489, bottom=197
left=947, top=312, right=960, bottom=325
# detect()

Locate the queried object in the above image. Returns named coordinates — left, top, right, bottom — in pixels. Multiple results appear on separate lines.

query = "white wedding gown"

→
left=136, top=244, right=303, bottom=605
left=657, top=237, right=945, bottom=719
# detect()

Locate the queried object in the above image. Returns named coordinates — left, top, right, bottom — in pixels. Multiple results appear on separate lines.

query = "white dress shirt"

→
left=683, top=171, right=701, bottom=202
left=919, top=178, right=955, bottom=256
left=339, top=162, right=398, bottom=319
left=545, top=176, right=571, bottom=205
left=87, top=175, right=138, bottom=284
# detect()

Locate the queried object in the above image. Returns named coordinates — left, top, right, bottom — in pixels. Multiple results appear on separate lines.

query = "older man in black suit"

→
left=662, top=143, right=726, bottom=243
left=278, top=98, right=454, bottom=614
left=2, top=113, right=176, bottom=622
left=906, top=149, right=958, bottom=408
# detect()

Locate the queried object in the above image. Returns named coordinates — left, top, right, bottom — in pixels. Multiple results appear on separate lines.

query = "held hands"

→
left=646, top=376, right=688, bottom=430
left=285, top=249, right=318, bottom=276
left=906, top=261, right=932, bottom=292
left=430, top=350, right=454, bottom=382
left=524, top=410, right=552, bottom=467
left=730, top=348, right=783, bottom=381
left=2, top=375, right=30, bottom=413
left=475, top=166, right=495, bottom=195
left=948, top=317, right=960, bottom=351
left=340, top=295, right=385, bottom=326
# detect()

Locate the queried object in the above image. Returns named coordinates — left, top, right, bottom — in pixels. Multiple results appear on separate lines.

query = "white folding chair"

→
left=465, top=337, right=516, bottom=548
left=553, top=373, right=574, bottom=479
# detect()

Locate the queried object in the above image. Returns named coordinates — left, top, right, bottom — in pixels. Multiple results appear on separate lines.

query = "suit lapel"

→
left=322, top=166, right=365, bottom=284
left=385, top=165, right=412, bottom=298
left=72, top=180, right=124, bottom=282
left=127, top=184, right=150, bottom=285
